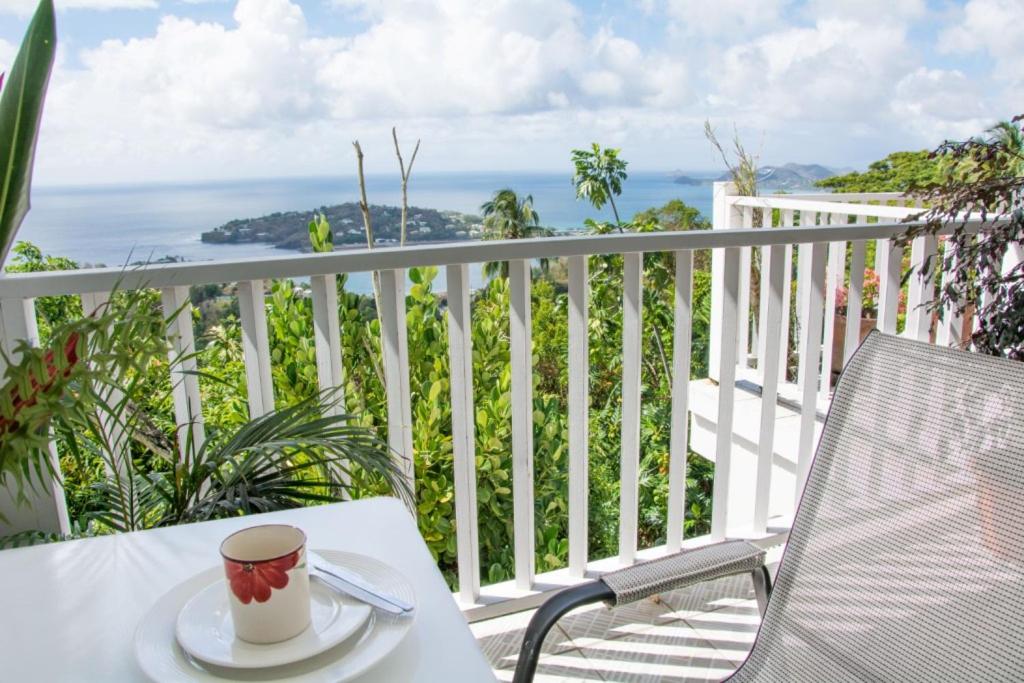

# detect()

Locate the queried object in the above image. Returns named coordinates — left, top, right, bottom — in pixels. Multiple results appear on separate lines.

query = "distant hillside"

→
left=674, top=163, right=855, bottom=191
left=202, top=203, right=481, bottom=251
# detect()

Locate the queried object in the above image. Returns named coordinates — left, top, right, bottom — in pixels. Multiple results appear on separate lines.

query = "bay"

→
left=16, top=171, right=716, bottom=294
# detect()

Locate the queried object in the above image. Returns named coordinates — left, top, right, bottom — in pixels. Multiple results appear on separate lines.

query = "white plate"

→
left=136, top=550, right=416, bottom=682
left=175, top=577, right=371, bottom=669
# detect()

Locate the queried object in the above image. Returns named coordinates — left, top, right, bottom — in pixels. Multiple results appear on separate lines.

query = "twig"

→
left=392, top=127, right=421, bottom=248
left=352, top=140, right=383, bottom=312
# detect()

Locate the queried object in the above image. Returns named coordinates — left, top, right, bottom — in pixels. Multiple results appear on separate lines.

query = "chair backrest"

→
left=733, top=332, right=1024, bottom=681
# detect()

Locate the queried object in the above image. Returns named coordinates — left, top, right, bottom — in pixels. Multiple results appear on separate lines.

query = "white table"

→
left=0, top=497, right=495, bottom=681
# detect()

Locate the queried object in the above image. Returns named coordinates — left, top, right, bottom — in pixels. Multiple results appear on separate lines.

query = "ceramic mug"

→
left=220, top=524, right=311, bottom=644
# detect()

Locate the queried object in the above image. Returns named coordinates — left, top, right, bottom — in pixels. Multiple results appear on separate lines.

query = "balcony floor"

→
left=471, top=571, right=765, bottom=682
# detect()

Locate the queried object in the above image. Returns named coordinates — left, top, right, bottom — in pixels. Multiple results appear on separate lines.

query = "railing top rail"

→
left=728, top=195, right=920, bottom=219
left=766, top=192, right=907, bottom=202
left=0, top=220, right=969, bottom=299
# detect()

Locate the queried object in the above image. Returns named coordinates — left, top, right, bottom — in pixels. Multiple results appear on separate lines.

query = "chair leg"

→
left=512, top=580, right=613, bottom=683
left=751, top=565, right=772, bottom=617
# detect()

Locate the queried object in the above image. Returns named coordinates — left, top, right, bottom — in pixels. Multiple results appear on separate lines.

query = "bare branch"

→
left=392, top=127, right=421, bottom=247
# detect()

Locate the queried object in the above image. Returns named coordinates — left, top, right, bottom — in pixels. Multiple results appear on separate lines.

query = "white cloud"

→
left=0, top=38, right=15, bottom=71
left=803, top=0, right=925, bottom=22
left=940, top=0, right=1024, bottom=86
left=665, top=0, right=787, bottom=38
left=0, top=0, right=156, bottom=16
left=19, top=0, right=1019, bottom=185
left=890, top=67, right=992, bottom=140
left=713, top=19, right=909, bottom=121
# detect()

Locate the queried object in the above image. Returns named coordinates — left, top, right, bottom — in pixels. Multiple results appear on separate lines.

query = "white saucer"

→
left=175, top=577, right=371, bottom=669
left=136, top=550, right=417, bottom=682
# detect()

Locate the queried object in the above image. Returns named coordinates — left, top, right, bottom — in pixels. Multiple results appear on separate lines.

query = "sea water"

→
left=15, top=171, right=716, bottom=294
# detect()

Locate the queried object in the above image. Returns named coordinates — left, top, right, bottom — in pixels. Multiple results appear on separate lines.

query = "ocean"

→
left=16, top=171, right=717, bottom=294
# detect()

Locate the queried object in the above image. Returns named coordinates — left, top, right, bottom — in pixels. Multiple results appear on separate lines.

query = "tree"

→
left=479, top=189, right=551, bottom=278
left=903, top=116, right=1024, bottom=359
left=571, top=143, right=628, bottom=226
left=817, top=150, right=942, bottom=192
left=632, top=199, right=710, bottom=232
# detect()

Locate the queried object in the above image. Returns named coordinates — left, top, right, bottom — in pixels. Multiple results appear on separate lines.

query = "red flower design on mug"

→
left=224, top=550, right=301, bottom=604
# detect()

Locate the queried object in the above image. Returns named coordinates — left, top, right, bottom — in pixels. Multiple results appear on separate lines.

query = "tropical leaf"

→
left=0, top=0, right=57, bottom=266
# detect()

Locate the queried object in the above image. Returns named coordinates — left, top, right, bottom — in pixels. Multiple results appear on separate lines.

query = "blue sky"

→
left=0, top=0, right=1020, bottom=185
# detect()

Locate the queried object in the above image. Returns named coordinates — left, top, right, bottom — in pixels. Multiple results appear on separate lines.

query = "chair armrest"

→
left=512, top=540, right=767, bottom=683
left=601, top=539, right=765, bottom=606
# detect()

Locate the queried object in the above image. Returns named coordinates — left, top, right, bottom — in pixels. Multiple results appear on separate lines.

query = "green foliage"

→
left=0, top=0, right=56, bottom=266
left=88, top=388, right=409, bottom=533
left=4, top=241, right=82, bottom=336
left=816, top=150, right=942, bottom=192
left=572, top=143, right=628, bottom=224
left=479, top=189, right=553, bottom=277
left=903, top=116, right=1024, bottom=359
left=308, top=212, right=333, bottom=253
left=0, top=287, right=167, bottom=506
left=8, top=190, right=717, bottom=583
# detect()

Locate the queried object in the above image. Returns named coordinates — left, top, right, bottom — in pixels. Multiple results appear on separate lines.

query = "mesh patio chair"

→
left=514, top=331, right=1024, bottom=682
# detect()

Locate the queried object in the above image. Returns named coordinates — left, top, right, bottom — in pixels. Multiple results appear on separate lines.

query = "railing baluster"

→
left=80, top=291, right=129, bottom=473
left=667, top=250, right=692, bottom=552
left=754, top=244, right=786, bottom=534
left=876, top=240, right=902, bottom=334
left=797, top=243, right=827, bottom=501
left=161, top=286, right=205, bottom=458
left=378, top=269, right=415, bottom=494
left=0, top=297, right=69, bottom=534
left=794, top=210, right=815, bottom=385
left=508, top=259, right=535, bottom=589
left=936, top=244, right=962, bottom=348
left=711, top=247, right=741, bottom=541
left=905, top=235, right=937, bottom=342
left=310, top=274, right=344, bottom=414
left=237, top=279, right=275, bottom=418
left=843, top=238, right=867, bottom=365
left=779, top=239, right=794, bottom=385
left=619, top=252, right=643, bottom=564
left=738, top=207, right=753, bottom=367
left=756, top=205, right=772, bottom=379
left=445, top=264, right=480, bottom=603
left=567, top=255, right=589, bottom=576
left=819, top=214, right=846, bottom=399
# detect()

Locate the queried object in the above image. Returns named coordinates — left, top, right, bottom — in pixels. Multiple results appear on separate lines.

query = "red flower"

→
left=0, top=331, right=81, bottom=436
left=224, top=550, right=301, bottom=604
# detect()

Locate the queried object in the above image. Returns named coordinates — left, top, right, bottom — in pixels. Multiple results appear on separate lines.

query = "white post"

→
left=378, top=269, right=415, bottom=494
left=508, top=259, right=535, bottom=589
left=666, top=250, right=692, bottom=552
left=754, top=244, right=786, bottom=534
left=709, top=181, right=738, bottom=382
left=80, top=291, right=129, bottom=474
left=843, top=238, right=867, bottom=365
left=877, top=240, right=902, bottom=335
left=0, top=298, right=70, bottom=535
left=711, top=247, right=741, bottom=541
left=905, top=236, right=937, bottom=342
left=619, top=252, right=643, bottom=565
left=310, top=274, right=344, bottom=414
left=445, top=264, right=480, bottom=603
left=796, top=243, right=827, bottom=502
left=237, top=280, right=275, bottom=418
left=567, top=255, right=589, bottom=577
left=161, top=286, right=205, bottom=458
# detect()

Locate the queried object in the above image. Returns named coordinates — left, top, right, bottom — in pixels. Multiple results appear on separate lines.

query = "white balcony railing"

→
left=0, top=182, right=985, bottom=619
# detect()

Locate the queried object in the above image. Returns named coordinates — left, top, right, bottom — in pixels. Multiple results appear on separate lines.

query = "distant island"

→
left=673, top=163, right=855, bottom=191
left=201, top=203, right=482, bottom=251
